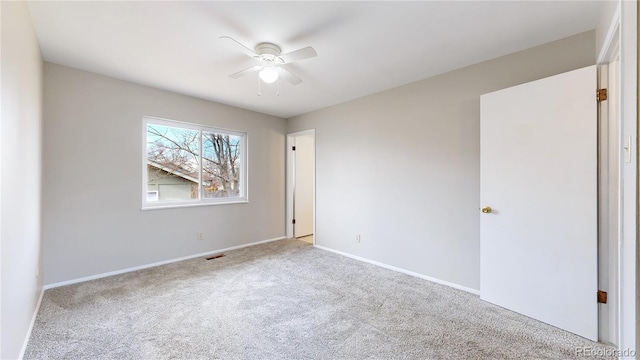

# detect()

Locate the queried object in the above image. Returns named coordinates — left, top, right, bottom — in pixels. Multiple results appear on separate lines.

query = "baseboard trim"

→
left=314, top=245, right=480, bottom=296
left=19, top=287, right=44, bottom=360
left=43, top=236, right=286, bottom=290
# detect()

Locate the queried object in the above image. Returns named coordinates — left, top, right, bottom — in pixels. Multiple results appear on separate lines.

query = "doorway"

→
left=479, top=40, right=623, bottom=344
left=480, top=65, right=599, bottom=341
left=286, top=130, right=315, bottom=244
left=596, top=17, right=622, bottom=347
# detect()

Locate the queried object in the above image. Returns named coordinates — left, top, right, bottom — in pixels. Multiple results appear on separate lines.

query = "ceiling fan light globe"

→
left=259, top=67, right=279, bottom=84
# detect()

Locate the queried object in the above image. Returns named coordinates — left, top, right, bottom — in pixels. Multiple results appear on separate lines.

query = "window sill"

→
left=141, top=198, right=248, bottom=211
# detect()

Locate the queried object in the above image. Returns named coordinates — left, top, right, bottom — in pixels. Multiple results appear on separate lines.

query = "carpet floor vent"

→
left=206, top=254, right=225, bottom=260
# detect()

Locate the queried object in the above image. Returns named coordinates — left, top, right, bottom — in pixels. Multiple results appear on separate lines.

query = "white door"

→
left=480, top=65, right=598, bottom=341
left=294, top=134, right=314, bottom=238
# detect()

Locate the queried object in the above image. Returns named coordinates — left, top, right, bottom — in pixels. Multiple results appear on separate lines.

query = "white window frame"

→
left=142, top=116, right=248, bottom=210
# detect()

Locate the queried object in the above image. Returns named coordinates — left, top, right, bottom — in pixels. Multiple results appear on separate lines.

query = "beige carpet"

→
left=25, top=239, right=614, bottom=359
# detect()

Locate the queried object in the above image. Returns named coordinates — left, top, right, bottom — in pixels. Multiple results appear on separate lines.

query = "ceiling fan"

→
left=221, top=36, right=317, bottom=92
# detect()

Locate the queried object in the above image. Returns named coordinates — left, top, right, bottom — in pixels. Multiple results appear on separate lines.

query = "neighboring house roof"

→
left=147, top=160, right=212, bottom=184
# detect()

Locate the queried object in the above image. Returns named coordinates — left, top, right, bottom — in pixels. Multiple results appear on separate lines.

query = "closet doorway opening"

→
left=286, top=130, right=315, bottom=244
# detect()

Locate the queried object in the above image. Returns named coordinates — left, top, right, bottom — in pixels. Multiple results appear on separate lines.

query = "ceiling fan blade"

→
left=220, top=36, right=257, bottom=58
left=229, top=65, right=261, bottom=79
left=278, top=67, right=303, bottom=85
left=279, top=46, right=317, bottom=64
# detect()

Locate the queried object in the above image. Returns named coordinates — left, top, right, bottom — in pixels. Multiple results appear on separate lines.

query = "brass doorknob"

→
left=481, top=206, right=492, bottom=214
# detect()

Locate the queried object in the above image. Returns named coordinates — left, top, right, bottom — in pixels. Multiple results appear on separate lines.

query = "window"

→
left=143, top=117, right=247, bottom=209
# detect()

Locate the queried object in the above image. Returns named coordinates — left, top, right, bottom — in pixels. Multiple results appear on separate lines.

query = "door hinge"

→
left=292, top=219, right=296, bottom=225
left=597, top=290, right=607, bottom=304
left=597, top=88, right=608, bottom=102
left=292, top=146, right=296, bottom=151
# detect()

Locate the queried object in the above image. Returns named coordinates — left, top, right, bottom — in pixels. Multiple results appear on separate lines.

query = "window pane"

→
left=147, top=124, right=200, bottom=201
left=201, top=132, right=241, bottom=198
left=143, top=117, right=247, bottom=208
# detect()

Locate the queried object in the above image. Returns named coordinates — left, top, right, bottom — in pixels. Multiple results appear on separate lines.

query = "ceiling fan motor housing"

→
left=255, top=43, right=283, bottom=63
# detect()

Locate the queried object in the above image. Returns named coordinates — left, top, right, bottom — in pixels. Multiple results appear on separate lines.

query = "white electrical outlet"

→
left=356, top=234, right=361, bottom=243
left=197, top=232, right=204, bottom=241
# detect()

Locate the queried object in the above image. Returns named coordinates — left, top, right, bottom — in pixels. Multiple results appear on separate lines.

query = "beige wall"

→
left=288, top=31, right=596, bottom=291
left=43, top=63, right=287, bottom=285
left=1, top=1, right=44, bottom=358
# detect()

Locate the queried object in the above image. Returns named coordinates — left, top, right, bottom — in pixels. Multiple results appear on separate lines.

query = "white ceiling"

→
left=27, top=1, right=604, bottom=119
